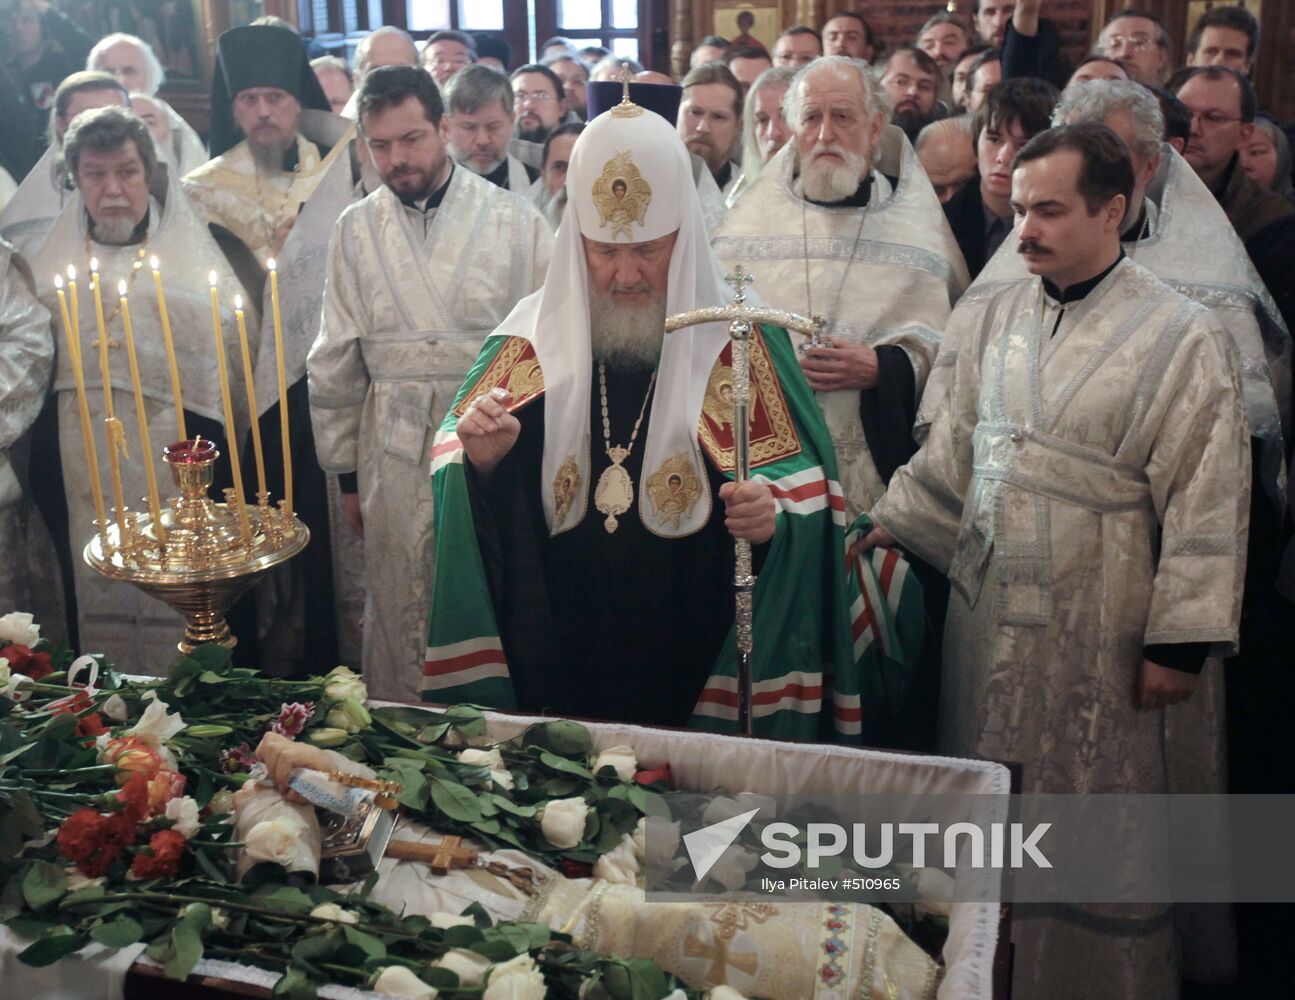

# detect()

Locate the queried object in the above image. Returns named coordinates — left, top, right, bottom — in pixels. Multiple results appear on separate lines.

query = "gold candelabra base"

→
left=83, top=439, right=309, bottom=654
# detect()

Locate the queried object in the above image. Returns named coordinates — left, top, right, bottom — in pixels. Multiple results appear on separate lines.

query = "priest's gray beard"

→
left=588, top=286, right=666, bottom=372
left=90, top=202, right=138, bottom=245
left=250, top=135, right=294, bottom=173
left=453, top=148, right=505, bottom=176
left=800, top=142, right=869, bottom=202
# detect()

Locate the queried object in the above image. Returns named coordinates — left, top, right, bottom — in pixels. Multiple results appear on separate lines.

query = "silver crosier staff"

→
left=665, top=266, right=825, bottom=734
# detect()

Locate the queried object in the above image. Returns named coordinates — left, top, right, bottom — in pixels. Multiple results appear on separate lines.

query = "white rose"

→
left=207, top=788, right=237, bottom=816
left=592, top=745, right=637, bottom=782
left=243, top=818, right=302, bottom=866
left=428, top=911, right=475, bottom=929
left=433, top=948, right=490, bottom=987
left=324, top=666, right=369, bottom=704
left=490, top=769, right=515, bottom=791
left=707, top=988, right=750, bottom=1000
left=914, top=867, right=955, bottom=918
left=457, top=748, right=505, bottom=778
left=539, top=796, right=588, bottom=849
left=705, top=846, right=758, bottom=891
left=484, top=953, right=546, bottom=1000
left=164, top=796, right=201, bottom=839
left=592, top=832, right=639, bottom=886
left=101, top=693, right=129, bottom=721
left=641, top=815, right=684, bottom=874
left=0, top=611, right=40, bottom=646
left=211, top=908, right=230, bottom=930
left=310, top=902, right=360, bottom=924
left=372, top=965, right=438, bottom=999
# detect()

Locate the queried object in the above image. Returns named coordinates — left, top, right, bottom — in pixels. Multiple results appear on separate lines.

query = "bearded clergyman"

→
left=307, top=68, right=552, bottom=701
left=712, top=57, right=968, bottom=522
left=27, top=107, right=251, bottom=671
left=421, top=87, right=923, bottom=741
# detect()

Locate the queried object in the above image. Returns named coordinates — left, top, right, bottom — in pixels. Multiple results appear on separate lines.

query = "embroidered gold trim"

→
left=697, top=330, right=801, bottom=472
left=645, top=451, right=704, bottom=529
left=453, top=338, right=545, bottom=417
left=553, top=454, right=582, bottom=527
left=591, top=150, right=651, bottom=240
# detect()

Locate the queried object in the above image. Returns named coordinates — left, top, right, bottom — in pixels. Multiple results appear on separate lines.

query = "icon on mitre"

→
left=592, top=150, right=652, bottom=240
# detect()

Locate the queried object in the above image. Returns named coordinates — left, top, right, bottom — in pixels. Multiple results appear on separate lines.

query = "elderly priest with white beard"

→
left=27, top=107, right=251, bottom=672
left=713, top=57, right=968, bottom=522
left=421, top=86, right=916, bottom=740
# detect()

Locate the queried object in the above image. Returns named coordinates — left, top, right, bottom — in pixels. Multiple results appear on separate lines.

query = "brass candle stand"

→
left=84, top=438, right=309, bottom=653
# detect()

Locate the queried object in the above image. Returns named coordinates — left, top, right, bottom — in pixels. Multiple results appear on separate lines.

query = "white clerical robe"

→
left=713, top=125, right=969, bottom=517
left=922, top=146, right=1290, bottom=504
left=307, top=169, right=553, bottom=700
left=181, top=111, right=356, bottom=266
left=0, top=240, right=55, bottom=615
left=0, top=147, right=71, bottom=261
left=871, top=258, right=1249, bottom=998
left=28, top=184, right=254, bottom=674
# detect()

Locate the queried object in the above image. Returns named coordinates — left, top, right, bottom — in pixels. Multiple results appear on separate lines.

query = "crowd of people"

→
left=0, top=3, right=1291, bottom=996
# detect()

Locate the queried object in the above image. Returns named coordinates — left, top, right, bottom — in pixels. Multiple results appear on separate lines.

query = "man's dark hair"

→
left=1148, top=86, right=1191, bottom=146
left=357, top=65, right=444, bottom=128
left=967, top=47, right=1001, bottom=90
left=826, top=11, right=876, bottom=47
left=697, top=35, right=730, bottom=51
left=972, top=76, right=1059, bottom=145
left=723, top=45, right=773, bottom=68
left=779, top=25, right=822, bottom=45
left=443, top=63, right=513, bottom=116
left=1014, top=122, right=1136, bottom=215
left=427, top=30, right=477, bottom=55
left=681, top=62, right=744, bottom=119
left=1103, top=6, right=1172, bottom=52
left=510, top=62, right=565, bottom=103
left=958, top=42, right=993, bottom=66
left=472, top=32, right=512, bottom=69
left=1167, top=64, right=1257, bottom=123
left=63, top=105, right=157, bottom=184
left=1190, top=5, right=1260, bottom=60
left=886, top=44, right=940, bottom=80
left=541, top=121, right=585, bottom=170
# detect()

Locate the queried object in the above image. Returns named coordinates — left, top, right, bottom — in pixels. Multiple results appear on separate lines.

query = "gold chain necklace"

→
left=801, top=195, right=870, bottom=342
left=84, top=234, right=151, bottom=329
left=593, top=360, right=657, bottom=533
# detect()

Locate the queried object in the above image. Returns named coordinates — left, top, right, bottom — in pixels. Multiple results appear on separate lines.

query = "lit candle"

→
left=55, top=275, right=108, bottom=535
left=209, top=272, right=252, bottom=545
left=118, top=279, right=166, bottom=545
left=267, top=258, right=292, bottom=515
left=150, top=256, right=186, bottom=440
left=234, top=295, right=266, bottom=500
left=66, top=265, right=79, bottom=343
left=90, top=260, right=129, bottom=541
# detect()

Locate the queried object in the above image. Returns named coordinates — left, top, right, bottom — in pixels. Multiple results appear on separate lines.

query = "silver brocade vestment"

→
left=307, top=170, right=553, bottom=700
left=0, top=241, right=55, bottom=615
left=923, top=145, right=1290, bottom=507
left=712, top=125, right=969, bottom=518
left=872, top=259, right=1250, bottom=998
left=28, top=178, right=254, bottom=674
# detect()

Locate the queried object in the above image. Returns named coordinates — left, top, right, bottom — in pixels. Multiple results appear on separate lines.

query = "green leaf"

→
left=251, top=884, right=315, bottom=913
left=524, top=720, right=592, bottom=757
left=62, top=884, right=107, bottom=907
left=17, top=932, right=89, bottom=966
left=488, top=794, right=538, bottom=818
left=291, top=929, right=339, bottom=964
left=341, top=924, right=387, bottom=960
left=163, top=922, right=204, bottom=980
left=539, top=749, right=594, bottom=780
left=0, top=741, right=36, bottom=764
left=194, top=847, right=230, bottom=884
left=430, top=777, right=482, bottom=822
left=441, top=923, right=486, bottom=948
left=272, top=965, right=317, bottom=1000
left=90, top=915, right=144, bottom=948
left=22, top=861, right=68, bottom=910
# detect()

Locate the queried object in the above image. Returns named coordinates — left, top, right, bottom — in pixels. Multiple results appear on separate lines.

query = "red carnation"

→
left=558, top=858, right=594, bottom=879
left=634, top=763, right=673, bottom=788
left=3, top=643, right=53, bottom=680
left=116, top=773, right=152, bottom=823
left=57, top=808, right=137, bottom=877
left=130, top=828, right=186, bottom=879
left=50, top=689, right=109, bottom=739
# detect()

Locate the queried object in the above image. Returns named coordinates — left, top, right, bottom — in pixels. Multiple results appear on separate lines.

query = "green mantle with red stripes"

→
left=423, top=325, right=924, bottom=742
